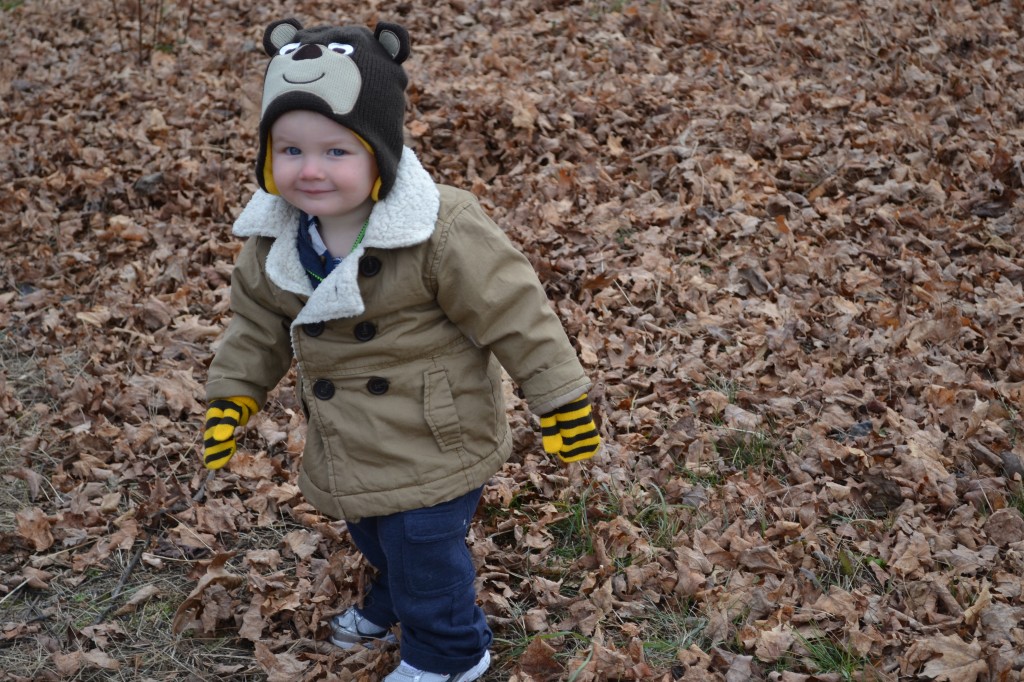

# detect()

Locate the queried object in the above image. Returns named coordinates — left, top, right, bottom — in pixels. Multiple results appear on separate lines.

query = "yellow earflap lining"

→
left=263, top=133, right=279, bottom=195
left=353, top=132, right=381, bottom=201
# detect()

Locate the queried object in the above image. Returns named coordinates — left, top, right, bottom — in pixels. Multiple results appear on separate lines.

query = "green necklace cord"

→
left=305, top=218, right=370, bottom=284
left=349, top=217, right=369, bottom=254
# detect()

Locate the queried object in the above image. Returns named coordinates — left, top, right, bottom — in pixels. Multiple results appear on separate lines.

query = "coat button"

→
left=313, top=379, right=335, bottom=400
left=359, top=256, right=382, bottom=277
left=303, top=321, right=325, bottom=337
left=366, top=377, right=389, bottom=395
left=281, top=317, right=292, bottom=331
left=354, top=321, right=377, bottom=342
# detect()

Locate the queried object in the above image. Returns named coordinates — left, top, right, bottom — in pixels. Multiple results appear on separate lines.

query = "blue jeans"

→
left=346, top=486, right=492, bottom=674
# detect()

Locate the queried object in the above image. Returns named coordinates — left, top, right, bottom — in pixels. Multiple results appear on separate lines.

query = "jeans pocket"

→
left=402, top=497, right=475, bottom=597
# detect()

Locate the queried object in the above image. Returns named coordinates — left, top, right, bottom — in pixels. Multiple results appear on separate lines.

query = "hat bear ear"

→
left=375, top=22, right=410, bottom=64
left=263, top=18, right=303, bottom=56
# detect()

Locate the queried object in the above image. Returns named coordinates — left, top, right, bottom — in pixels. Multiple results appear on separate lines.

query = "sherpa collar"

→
left=232, top=146, right=440, bottom=325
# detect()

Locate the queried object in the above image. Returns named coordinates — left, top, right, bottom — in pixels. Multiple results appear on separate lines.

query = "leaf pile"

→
left=1, top=0, right=1022, bottom=680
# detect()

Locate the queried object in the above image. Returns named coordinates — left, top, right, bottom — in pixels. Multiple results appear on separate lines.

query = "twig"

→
left=153, top=0, right=166, bottom=52
left=0, top=580, right=30, bottom=608
left=91, top=477, right=201, bottom=625
left=193, top=469, right=216, bottom=503
left=136, top=0, right=145, bottom=65
left=184, top=0, right=195, bottom=39
left=110, top=1, right=126, bottom=57
left=93, top=540, right=149, bottom=624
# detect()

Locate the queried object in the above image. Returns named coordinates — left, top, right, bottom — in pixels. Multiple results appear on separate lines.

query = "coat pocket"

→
left=423, top=368, right=463, bottom=452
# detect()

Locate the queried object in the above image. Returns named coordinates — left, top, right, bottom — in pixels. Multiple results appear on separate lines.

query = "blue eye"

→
left=284, top=146, right=301, bottom=155
left=328, top=149, right=347, bottom=157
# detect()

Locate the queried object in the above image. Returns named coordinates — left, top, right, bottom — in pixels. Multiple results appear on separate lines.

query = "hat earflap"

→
left=262, top=134, right=279, bottom=195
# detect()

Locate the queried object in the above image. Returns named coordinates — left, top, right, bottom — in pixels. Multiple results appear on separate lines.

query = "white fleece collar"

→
left=232, top=146, right=440, bottom=325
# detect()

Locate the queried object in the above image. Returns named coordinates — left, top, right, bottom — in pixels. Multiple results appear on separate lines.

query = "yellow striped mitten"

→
left=540, top=393, right=601, bottom=463
left=203, top=396, right=259, bottom=469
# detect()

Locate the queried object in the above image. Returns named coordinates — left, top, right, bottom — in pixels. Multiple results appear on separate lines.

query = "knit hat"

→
left=256, top=18, right=411, bottom=201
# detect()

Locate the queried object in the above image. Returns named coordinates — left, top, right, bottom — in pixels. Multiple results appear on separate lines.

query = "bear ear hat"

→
left=263, top=18, right=303, bottom=56
left=263, top=18, right=409, bottom=65
left=374, top=22, right=410, bottom=64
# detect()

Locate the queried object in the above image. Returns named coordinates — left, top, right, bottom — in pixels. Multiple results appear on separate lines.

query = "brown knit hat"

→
left=256, top=19, right=411, bottom=201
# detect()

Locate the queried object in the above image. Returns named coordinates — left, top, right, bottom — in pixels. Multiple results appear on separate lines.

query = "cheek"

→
left=271, top=156, right=295, bottom=182
left=362, top=157, right=379, bottom=187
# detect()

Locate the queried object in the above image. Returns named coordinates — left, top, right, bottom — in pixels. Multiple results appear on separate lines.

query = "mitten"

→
left=203, top=396, right=259, bottom=469
left=540, top=393, right=601, bottom=463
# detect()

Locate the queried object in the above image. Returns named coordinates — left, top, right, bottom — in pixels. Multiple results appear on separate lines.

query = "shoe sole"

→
left=453, top=650, right=491, bottom=681
left=328, top=631, right=397, bottom=650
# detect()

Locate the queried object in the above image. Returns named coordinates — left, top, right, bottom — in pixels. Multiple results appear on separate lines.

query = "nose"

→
left=292, top=44, right=322, bottom=61
left=298, top=156, right=324, bottom=179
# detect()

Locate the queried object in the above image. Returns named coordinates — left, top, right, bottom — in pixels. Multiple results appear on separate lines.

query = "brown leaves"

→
left=903, top=635, right=988, bottom=681
left=2, top=0, right=1024, bottom=679
left=14, top=507, right=54, bottom=552
left=172, top=553, right=244, bottom=635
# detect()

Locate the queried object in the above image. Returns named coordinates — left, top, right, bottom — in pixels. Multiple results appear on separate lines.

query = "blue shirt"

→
left=296, top=213, right=343, bottom=289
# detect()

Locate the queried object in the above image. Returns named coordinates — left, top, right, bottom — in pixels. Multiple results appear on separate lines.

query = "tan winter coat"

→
left=206, top=147, right=589, bottom=521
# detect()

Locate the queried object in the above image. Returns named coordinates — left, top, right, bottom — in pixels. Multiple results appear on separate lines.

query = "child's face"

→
left=270, top=111, right=379, bottom=220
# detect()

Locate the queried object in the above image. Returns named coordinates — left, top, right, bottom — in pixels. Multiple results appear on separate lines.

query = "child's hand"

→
left=203, top=397, right=259, bottom=469
left=540, top=394, right=601, bottom=463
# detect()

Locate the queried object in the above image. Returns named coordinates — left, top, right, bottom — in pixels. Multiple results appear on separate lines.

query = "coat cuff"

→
left=519, top=357, right=590, bottom=415
left=205, top=378, right=267, bottom=408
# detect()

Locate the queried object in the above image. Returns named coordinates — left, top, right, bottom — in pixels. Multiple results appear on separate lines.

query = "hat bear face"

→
left=256, top=19, right=411, bottom=201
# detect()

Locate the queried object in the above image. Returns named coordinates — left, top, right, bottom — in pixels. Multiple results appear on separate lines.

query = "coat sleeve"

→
left=205, top=237, right=294, bottom=406
left=431, top=191, right=590, bottom=415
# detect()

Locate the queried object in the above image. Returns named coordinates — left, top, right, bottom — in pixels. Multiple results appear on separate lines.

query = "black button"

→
left=303, top=321, right=325, bottom=337
left=313, top=379, right=335, bottom=400
left=366, top=377, right=389, bottom=395
left=281, top=317, right=292, bottom=331
left=354, top=321, right=377, bottom=342
left=359, top=256, right=382, bottom=277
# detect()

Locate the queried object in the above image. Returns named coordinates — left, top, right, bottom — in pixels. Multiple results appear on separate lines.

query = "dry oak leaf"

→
left=903, top=634, right=988, bottom=682
left=754, top=623, right=794, bottom=663
left=8, top=467, right=45, bottom=501
left=21, top=566, right=53, bottom=589
left=519, top=635, right=563, bottom=678
left=172, top=552, right=244, bottom=634
left=282, top=529, right=321, bottom=561
left=253, top=640, right=310, bottom=682
left=15, top=506, right=54, bottom=551
left=893, top=433, right=958, bottom=510
left=239, top=598, right=266, bottom=642
left=983, top=508, right=1024, bottom=547
left=963, top=580, right=993, bottom=627
left=738, top=545, right=787, bottom=575
left=113, top=584, right=161, bottom=617
left=979, top=602, right=1024, bottom=645
left=889, top=531, right=933, bottom=577
left=52, top=649, right=122, bottom=675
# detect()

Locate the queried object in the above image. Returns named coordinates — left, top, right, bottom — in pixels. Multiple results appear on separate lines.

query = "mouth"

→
left=283, top=73, right=325, bottom=85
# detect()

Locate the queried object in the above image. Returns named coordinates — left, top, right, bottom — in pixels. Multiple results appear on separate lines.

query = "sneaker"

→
left=383, top=650, right=490, bottom=682
left=328, top=607, right=397, bottom=649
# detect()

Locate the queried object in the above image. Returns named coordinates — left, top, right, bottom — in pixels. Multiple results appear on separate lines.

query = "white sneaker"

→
left=383, top=650, right=490, bottom=682
left=327, top=607, right=396, bottom=649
